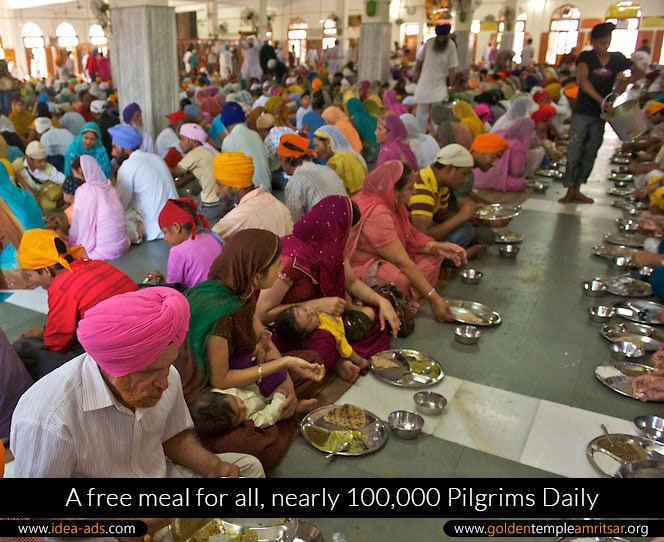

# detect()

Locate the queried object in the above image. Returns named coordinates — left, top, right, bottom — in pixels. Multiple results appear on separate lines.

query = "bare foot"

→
left=296, top=398, right=319, bottom=414
left=574, top=191, right=594, bottom=204
left=336, top=358, right=361, bottom=383
left=466, top=244, right=488, bottom=260
left=558, top=189, right=576, bottom=203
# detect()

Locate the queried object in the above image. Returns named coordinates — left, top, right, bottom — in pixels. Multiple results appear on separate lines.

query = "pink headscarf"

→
left=77, top=287, right=190, bottom=377
left=68, top=155, right=130, bottom=260
left=474, top=103, right=492, bottom=123
left=376, top=114, right=418, bottom=171
left=383, top=89, right=408, bottom=116
left=179, top=123, right=219, bottom=155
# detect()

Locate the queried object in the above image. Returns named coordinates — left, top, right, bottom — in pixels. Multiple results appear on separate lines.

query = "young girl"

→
left=147, top=198, right=223, bottom=289
left=274, top=304, right=372, bottom=383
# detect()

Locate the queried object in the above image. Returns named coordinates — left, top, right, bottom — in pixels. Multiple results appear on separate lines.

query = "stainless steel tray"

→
left=591, top=244, right=637, bottom=260
left=535, top=168, right=563, bottom=178
left=607, top=186, right=635, bottom=197
left=370, top=349, right=444, bottom=388
left=611, top=157, right=630, bottom=165
left=612, top=199, right=648, bottom=210
left=475, top=203, right=522, bottom=221
left=610, top=172, right=635, bottom=182
left=447, top=299, right=502, bottom=327
left=494, top=231, right=524, bottom=244
left=595, top=362, right=659, bottom=401
left=613, top=299, right=664, bottom=324
left=616, top=458, right=664, bottom=477
left=300, top=404, right=388, bottom=456
left=603, top=232, right=645, bottom=248
left=586, top=432, right=664, bottom=477
left=600, top=321, right=664, bottom=352
left=169, top=519, right=298, bottom=542
left=598, top=274, right=651, bottom=297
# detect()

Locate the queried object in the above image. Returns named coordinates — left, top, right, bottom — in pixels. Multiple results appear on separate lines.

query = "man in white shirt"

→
left=413, top=23, right=458, bottom=131
left=212, top=151, right=293, bottom=240
left=306, top=47, right=319, bottom=70
left=239, top=36, right=263, bottom=80
left=220, top=102, right=272, bottom=193
left=110, top=124, right=178, bottom=241
left=35, top=117, right=74, bottom=164
left=13, top=141, right=66, bottom=210
left=520, top=39, right=534, bottom=68
left=156, top=110, right=186, bottom=158
left=10, top=287, right=264, bottom=478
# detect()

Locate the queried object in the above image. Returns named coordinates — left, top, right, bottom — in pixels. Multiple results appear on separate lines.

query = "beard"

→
left=433, top=38, right=449, bottom=53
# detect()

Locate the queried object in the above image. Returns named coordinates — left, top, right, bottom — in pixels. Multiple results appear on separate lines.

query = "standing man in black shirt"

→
left=560, top=22, right=644, bottom=204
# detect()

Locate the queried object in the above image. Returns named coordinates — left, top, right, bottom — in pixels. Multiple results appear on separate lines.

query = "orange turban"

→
left=213, top=152, right=254, bottom=188
left=17, top=229, right=81, bottom=272
left=532, top=105, right=555, bottom=123
left=470, top=133, right=509, bottom=154
left=563, top=83, right=579, bottom=99
left=645, top=102, right=664, bottom=118
left=277, top=133, right=317, bottom=158
left=312, top=78, right=323, bottom=90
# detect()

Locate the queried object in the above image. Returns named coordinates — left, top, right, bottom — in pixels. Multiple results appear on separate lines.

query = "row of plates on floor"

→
left=583, top=149, right=664, bottom=478
left=298, top=215, right=534, bottom=457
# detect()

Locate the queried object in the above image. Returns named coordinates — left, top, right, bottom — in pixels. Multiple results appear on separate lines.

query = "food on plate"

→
left=323, top=404, right=367, bottom=429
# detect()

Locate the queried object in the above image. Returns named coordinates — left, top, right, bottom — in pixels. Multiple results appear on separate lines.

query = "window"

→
left=89, top=24, right=108, bottom=46
left=512, top=14, right=527, bottom=63
left=546, top=4, right=580, bottom=64
left=22, top=22, right=47, bottom=79
left=288, top=21, right=307, bottom=65
left=322, top=18, right=337, bottom=50
left=56, top=22, right=78, bottom=48
left=470, top=19, right=480, bottom=33
left=606, top=11, right=641, bottom=58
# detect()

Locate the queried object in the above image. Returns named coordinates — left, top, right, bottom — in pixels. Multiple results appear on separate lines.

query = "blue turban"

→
left=36, top=92, right=49, bottom=104
left=108, top=124, right=143, bottom=150
left=435, top=23, right=451, bottom=36
left=122, top=102, right=141, bottom=124
left=220, top=102, right=246, bottom=127
left=184, top=104, right=202, bottom=119
left=656, top=93, right=664, bottom=104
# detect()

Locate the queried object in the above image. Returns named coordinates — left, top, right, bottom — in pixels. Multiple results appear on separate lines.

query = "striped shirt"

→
left=10, top=353, right=193, bottom=477
left=44, top=259, right=138, bottom=352
left=409, top=165, right=450, bottom=219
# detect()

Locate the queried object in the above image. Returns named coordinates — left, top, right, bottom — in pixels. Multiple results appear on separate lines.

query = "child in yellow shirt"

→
left=274, top=304, right=370, bottom=383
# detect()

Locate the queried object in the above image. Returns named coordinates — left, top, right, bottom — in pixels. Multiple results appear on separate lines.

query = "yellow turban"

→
left=545, top=83, right=561, bottom=101
left=213, top=152, right=254, bottom=189
left=17, top=228, right=81, bottom=272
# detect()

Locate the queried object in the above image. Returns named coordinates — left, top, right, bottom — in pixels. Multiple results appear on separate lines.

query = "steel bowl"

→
left=637, top=266, right=654, bottom=279
left=460, top=268, right=483, bottom=285
left=610, top=255, right=633, bottom=269
left=533, top=182, right=548, bottom=192
left=588, top=305, right=616, bottom=323
left=498, top=244, right=520, bottom=258
left=614, top=180, right=629, bottom=188
left=387, top=410, right=424, bottom=439
left=634, top=415, right=664, bottom=442
left=610, top=340, right=646, bottom=361
left=454, top=324, right=482, bottom=344
left=616, top=218, right=639, bottom=232
left=582, top=279, right=607, bottom=297
left=413, top=391, right=447, bottom=416
left=622, top=207, right=641, bottom=218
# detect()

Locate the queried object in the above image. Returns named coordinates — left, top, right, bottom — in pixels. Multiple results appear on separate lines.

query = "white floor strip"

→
left=0, top=287, right=49, bottom=314
left=337, top=375, right=639, bottom=478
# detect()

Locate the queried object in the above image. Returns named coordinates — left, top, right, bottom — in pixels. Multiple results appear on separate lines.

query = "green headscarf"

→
left=346, top=98, right=377, bottom=145
left=184, top=280, right=244, bottom=385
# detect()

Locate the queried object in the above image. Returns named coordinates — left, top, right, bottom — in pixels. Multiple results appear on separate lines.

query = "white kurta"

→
left=115, top=150, right=178, bottom=241
left=413, top=38, right=459, bottom=104
left=155, top=127, right=180, bottom=158
left=240, top=42, right=263, bottom=80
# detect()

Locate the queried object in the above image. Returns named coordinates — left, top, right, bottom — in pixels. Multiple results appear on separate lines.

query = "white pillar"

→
left=500, top=0, right=518, bottom=51
left=454, top=0, right=474, bottom=70
left=358, top=0, right=392, bottom=82
left=110, top=0, right=179, bottom=139
left=207, top=0, right=218, bottom=39
left=258, top=0, right=268, bottom=41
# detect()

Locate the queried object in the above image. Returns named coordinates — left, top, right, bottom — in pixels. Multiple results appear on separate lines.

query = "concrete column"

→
left=500, top=0, right=518, bottom=51
left=110, top=0, right=178, bottom=139
left=258, top=0, right=268, bottom=41
left=454, top=0, right=474, bottom=71
left=358, top=0, right=391, bottom=82
left=207, top=0, right=218, bottom=39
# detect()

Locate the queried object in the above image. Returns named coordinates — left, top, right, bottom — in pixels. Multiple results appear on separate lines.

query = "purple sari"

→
left=376, top=114, right=418, bottom=171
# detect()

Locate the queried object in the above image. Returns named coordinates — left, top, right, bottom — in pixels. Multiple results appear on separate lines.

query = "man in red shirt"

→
left=12, top=229, right=137, bottom=380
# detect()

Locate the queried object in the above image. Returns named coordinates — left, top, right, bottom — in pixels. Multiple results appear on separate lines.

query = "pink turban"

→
left=77, top=287, right=190, bottom=377
left=179, top=122, right=219, bottom=155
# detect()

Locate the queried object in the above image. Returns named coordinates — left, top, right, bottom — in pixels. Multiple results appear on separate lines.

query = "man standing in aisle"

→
left=521, top=38, right=534, bottom=68
left=413, top=23, right=458, bottom=132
